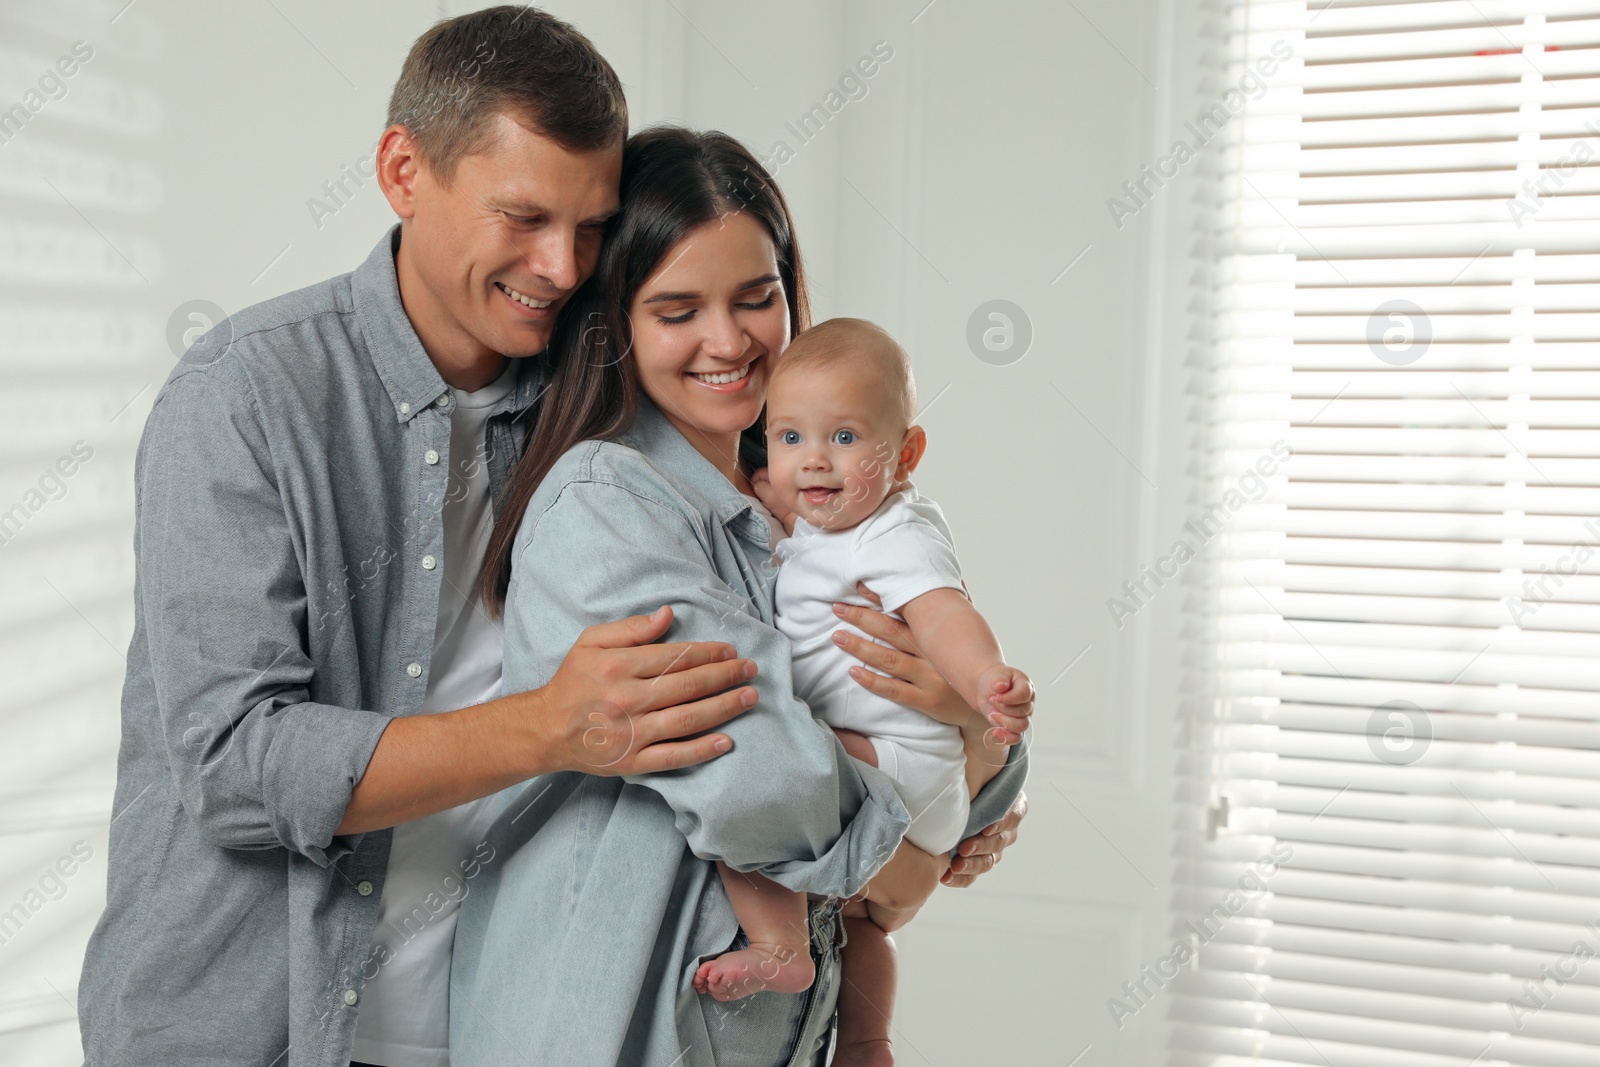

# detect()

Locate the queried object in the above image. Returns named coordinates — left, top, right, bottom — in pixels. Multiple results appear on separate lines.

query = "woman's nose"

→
left=701, top=310, right=746, bottom=360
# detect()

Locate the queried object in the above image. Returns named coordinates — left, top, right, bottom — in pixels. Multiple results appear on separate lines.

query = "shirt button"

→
left=357, top=880, right=374, bottom=896
left=406, top=662, right=422, bottom=678
left=437, top=394, right=452, bottom=410
left=424, top=449, right=440, bottom=465
left=343, top=988, right=359, bottom=1006
left=399, top=402, right=411, bottom=416
left=422, top=555, right=437, bottom=570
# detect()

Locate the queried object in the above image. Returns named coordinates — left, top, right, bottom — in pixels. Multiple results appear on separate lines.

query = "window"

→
left=1180, top=2, right=1600, bottom=1063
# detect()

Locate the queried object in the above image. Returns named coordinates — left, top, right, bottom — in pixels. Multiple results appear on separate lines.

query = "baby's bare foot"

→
left=692, top=941, right=815, bottom=1002
left=832, top=1038, right=895, bottom=1067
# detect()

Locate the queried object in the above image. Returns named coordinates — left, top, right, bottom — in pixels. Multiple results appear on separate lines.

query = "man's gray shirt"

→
left=78, top=226, right=547, bottom=1067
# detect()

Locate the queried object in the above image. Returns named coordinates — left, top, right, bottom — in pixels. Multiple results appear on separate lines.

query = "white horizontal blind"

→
left=0, top=9, right=155, bottom=1057
left=1177, top=2, right=1600, bottom=1065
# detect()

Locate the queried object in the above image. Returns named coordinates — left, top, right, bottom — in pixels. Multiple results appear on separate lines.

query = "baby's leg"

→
left=695, top=863, right=815, bottom=1002
left=831, top=726, right=879, bottom=766
left=835, top=899, right=898, bottom=1067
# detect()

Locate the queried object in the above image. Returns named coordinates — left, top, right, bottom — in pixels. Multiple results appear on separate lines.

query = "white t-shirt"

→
left=774, top=487, right=964, bottom=663
left=352, top=365, right=517, bottom=1067
left=773, top=487, right=971, bottom=850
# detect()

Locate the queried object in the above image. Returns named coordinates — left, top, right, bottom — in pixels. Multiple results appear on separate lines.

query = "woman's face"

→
left=627, top=211, right=790, bottom=447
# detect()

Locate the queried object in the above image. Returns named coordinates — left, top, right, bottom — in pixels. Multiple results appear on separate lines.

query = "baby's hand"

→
left=977, top=665, right=1034, bottom=745
left=749, top=467, right=798, bottom=536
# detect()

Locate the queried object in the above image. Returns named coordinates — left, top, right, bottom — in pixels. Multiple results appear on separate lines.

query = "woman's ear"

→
left=895, top=425, right=928, bottom=480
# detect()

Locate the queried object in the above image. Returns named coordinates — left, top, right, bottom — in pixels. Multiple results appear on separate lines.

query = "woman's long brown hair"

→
left=479, top=126, right=811, bottom=613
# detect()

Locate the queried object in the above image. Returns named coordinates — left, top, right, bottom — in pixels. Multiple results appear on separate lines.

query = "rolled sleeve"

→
left=138, top=372, right=390, bottom=866
left=956, top=723, right=1031, bottom=855
left=506, top=475, right=910, bottom=899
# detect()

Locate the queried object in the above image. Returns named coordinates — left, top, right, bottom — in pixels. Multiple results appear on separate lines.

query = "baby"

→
left=692, top=317, right=1034, bottom=1067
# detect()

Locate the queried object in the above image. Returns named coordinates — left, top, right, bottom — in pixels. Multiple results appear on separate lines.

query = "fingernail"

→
left=833, top=630, right=847, bottom=644
left=743, top=660, right=757, bottom=680
left=832, top=603, right=847, bottom=615
left=713, top=736, right=732, bottom=752
left=741, top=686, right=758, bottom=707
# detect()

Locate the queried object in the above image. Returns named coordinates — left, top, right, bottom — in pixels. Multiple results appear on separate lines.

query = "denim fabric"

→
left=77, top=226, right=549, bottom=1067
left=449, top=397, right=1029, bottom=1067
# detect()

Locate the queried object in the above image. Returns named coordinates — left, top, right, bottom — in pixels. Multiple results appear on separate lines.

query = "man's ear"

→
left=896, top=425, right=928, bottom=480
left=376, top=124, right=422, bottom=220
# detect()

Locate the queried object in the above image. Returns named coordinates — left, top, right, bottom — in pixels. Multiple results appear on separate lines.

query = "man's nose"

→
left=526, top=228, right=580, bottom=293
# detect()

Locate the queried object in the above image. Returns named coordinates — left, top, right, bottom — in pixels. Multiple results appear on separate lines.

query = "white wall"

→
left=0, top=1, right=1201, bottom=1063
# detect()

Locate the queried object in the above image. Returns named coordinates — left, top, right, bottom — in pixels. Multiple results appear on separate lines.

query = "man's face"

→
left=397, top=112, right=622, bottom=365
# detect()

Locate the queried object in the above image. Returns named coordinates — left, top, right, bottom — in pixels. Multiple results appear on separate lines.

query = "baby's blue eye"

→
left=832, top=430, right=858, bottom=446
left=781, top=430, right=801, bottom=446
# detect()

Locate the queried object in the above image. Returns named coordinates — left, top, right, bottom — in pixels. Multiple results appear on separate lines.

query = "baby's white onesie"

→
left=774, top=486, right=970, bottom=852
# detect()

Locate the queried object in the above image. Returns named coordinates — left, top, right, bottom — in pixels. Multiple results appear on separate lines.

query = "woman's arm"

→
left=857, top=838, right=949, bottom=933
left=505, top=473, right=910, bottom=899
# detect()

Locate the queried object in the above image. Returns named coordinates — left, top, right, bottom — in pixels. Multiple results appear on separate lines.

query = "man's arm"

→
left=141, top=371, right=754, bottom=862
left=335, top=606, right=757, bottom=834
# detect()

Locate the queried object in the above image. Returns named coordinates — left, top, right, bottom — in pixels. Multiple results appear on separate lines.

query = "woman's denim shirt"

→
left=449, top=396, right=1029, bottom=1067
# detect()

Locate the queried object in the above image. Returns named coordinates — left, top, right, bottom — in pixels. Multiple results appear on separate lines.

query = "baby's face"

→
left=765, top=360, right=908, bottom=531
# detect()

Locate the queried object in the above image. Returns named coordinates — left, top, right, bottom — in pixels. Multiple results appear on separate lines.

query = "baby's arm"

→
left=899, top=588, right=1035, bottom=791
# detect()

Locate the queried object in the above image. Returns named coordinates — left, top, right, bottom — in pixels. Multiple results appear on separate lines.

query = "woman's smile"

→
left=687, top=357, right=758, bottom=391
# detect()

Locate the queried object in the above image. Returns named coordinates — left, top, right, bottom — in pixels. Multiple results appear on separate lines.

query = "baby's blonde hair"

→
left=770, top=317, right=917, bottom=426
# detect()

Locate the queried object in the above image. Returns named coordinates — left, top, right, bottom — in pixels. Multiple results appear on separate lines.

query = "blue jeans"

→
left=357, top=900, right=843, bottom=1067
left=701, top=896, right=845, bottom=1067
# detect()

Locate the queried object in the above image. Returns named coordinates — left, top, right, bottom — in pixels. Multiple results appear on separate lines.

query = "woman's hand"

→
left=857, top=837, right=949, bottom=933
left=942, top=792, right=1027, bottom=888
left=831, top=582, right=978, bottom=731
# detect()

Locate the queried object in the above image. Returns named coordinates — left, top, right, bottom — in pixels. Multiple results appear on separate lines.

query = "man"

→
left=77, top=8, right=1024, bottom=1067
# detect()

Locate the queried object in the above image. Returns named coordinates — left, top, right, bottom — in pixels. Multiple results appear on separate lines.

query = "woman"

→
left=449, top=127, right=1029, bottom=1067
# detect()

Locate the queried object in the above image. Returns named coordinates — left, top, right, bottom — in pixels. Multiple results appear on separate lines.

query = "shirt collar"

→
left=623, top=395, right=767, bottom=540
left=351, top=223, right=547, bottom=424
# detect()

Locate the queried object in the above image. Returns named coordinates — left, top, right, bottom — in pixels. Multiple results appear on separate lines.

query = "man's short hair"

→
left=387, top=5, right=627, bottom=178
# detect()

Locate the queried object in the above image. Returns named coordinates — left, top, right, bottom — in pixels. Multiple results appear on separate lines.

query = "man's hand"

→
left=527, top=604, right=759, bottom=776
left=336, top=605, right=757, bottom=836
left=941, top=792, right=1026, bottom=887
